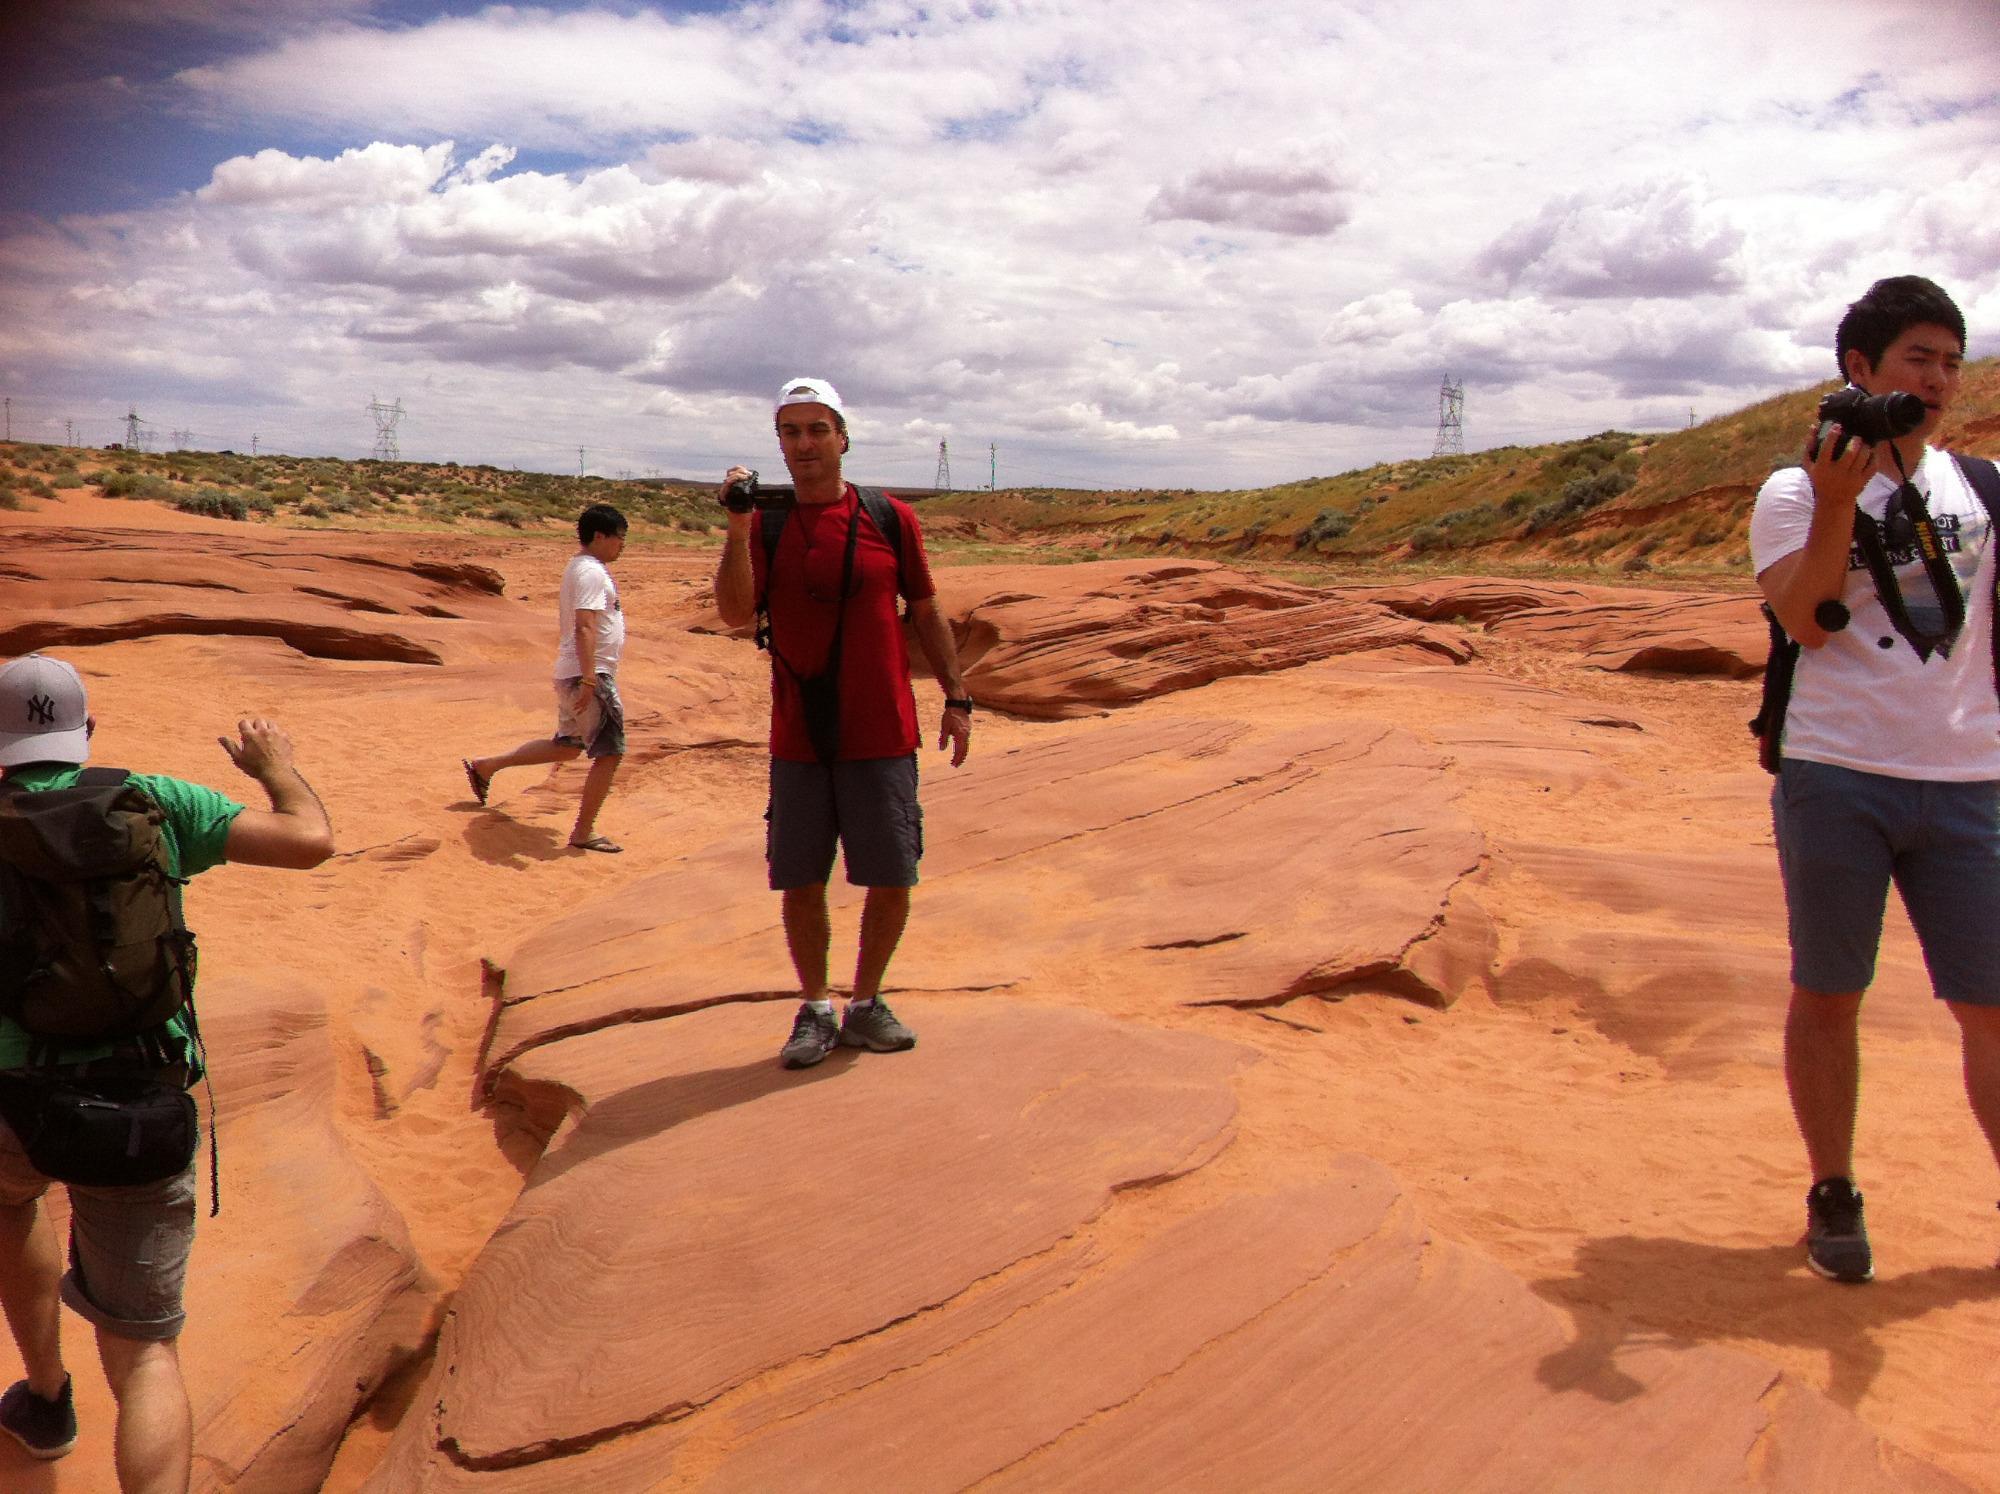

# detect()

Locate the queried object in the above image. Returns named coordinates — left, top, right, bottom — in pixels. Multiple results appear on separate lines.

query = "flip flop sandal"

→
left=569, top=834, right=623, bottom=853
left=462, top=759, right=490, bottom=806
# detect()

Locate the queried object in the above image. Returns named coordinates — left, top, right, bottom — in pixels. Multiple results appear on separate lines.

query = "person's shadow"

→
left=461, top=811, right=567, bottom=867
left=1533, top=1233, right=2000, bottom=1410
left=511, top=1044, right=863, bottom=1187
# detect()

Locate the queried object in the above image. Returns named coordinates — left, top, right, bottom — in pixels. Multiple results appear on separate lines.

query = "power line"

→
left=1431, top=376, right=1464, bottom=458
left=367, top=394, right=405, bottom=461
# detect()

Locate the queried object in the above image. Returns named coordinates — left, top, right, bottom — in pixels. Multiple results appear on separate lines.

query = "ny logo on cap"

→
left=26, top=693, right=55, bottom=726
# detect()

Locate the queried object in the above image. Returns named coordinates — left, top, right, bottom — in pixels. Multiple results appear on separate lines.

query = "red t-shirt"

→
left=751, top=486, right=937, bottom=762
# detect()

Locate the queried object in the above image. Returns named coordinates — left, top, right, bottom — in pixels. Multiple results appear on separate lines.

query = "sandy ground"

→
left=3, top=489, right=1997, bottom=1491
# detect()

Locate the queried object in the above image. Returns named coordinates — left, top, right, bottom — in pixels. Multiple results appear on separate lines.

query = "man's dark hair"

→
left=1835, top=276, right=1966, bottom=377
left=578, top=504, right=627, bottom=545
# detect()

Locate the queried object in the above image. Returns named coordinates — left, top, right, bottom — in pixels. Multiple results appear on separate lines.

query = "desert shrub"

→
left=298, top=500, right=328, bottom=519
left=1501, top=491, right=1533, bottom=513
left=0, top=483, right=21, bottom=510
left=270, top=481, right=309, bottom=503
left=319, top=493, right=359, bottom=514
left=18, top=476, right=54, bottom=498
left=490, top=504, right=530, bottom=528
left=245, top=492, right=275, bottom=514
left=1621, top=553, right=1653, bottom=573
left=1294, top=509, right=1353, bottom=549
left=49, top=468, right=84, bottom=489
left=99, top=471, right=168, bottom=499
left=1406, top=523, right=1447, bottom=553
left=175, top=489, right=248, bottom=520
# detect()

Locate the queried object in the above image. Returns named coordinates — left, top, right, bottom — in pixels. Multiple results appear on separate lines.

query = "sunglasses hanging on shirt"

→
left=1849, top=446, right=1964, bottom=662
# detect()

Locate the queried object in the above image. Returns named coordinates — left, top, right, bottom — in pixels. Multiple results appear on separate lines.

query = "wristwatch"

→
left=943, top=697, right=974, bottom=713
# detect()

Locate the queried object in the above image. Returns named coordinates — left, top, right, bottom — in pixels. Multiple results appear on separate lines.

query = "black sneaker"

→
left=0, top=1375, right=76, bottom=1459
left=779, top=1003, right=840, bottom=1069
left=1805, top=1177, right=1873, bottom=1283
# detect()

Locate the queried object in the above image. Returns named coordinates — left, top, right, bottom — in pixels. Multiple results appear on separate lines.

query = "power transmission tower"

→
left=252, top=433, right=259, bottom=457
left=124, top=408, right=144, bottom=450
left=367, top=394, right=405, bottom=461
left=577, top=447, right=586, bottom=478
left=3, top=397, right=10, bottom=441
left=989, top=442, right=996, bottom=491
left=171, top=428, right=192, bottom=450
left=1431, top=376, right=1464, bottom=458
left=64, top=419, right=74, bottom=447
left=935, top=439, right=952, bottom=492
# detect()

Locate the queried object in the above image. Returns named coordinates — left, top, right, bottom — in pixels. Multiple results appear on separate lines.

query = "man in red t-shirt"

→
left=714, top=378, right=974, bottom=1067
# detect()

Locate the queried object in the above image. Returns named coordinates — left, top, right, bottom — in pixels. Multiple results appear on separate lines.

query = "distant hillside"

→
left=923, top=357, right=2000, bottom=579
left=3, top=358, right=1995, bottom=579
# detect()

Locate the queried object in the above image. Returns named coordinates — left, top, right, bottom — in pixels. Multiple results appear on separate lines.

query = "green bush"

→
left=0, top=483, right=21, bottom=511
left=298, top=500, right=328, bottom=519
left=99, top=471, right=168, bottom=499
left=490, top=504, right=530, bottom=528
left=175, top=489, right=248, bottom=520
left=1406, top=523, right=1447, bottom=552
left=1294, top=509, right=1354, bottom=549
left=49, top=468, right=84, bottom=489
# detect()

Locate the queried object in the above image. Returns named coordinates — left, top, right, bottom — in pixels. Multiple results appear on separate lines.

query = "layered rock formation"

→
left=0, top=503, right=1989, bottom=1493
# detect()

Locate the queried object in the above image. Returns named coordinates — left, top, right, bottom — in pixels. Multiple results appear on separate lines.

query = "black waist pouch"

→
left=798, top=670, right=842, bottom=765
left=0, top=1071, right=198, bottom=1187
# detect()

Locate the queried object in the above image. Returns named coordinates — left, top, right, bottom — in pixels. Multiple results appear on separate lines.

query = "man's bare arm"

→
left=218, top=719, right=335, bottom=868
left=1758, top=426, right=1877, bottom=648
left=714, top=466, right=757, bottom=628
left=908, top=596, right=972, bottom=766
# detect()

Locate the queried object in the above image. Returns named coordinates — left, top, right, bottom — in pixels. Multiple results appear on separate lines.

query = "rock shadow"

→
left=1532, top=1232, right=2000, bottom=1410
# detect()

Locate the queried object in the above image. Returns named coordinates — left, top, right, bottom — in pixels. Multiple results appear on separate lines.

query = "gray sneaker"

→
left=780, top=1003, right=840, bottom=1069
left=840, top=998, right=917, bottom=1053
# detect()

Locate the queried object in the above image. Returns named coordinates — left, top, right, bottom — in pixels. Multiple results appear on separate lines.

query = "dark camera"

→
left=722, top=470, right=797, bottom=514
left=1812, top=386, right=1926, bottom=460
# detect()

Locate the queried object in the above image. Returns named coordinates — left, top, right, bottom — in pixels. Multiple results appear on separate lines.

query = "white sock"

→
left=848, top=996, right=875, bottom=1010
left=807, top=997, right=832, bottom=1014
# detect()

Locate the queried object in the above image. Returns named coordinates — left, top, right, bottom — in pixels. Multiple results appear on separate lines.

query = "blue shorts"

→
left=1773, top=758, right=2000, bottom=1005
left=766, top=755, right=922, bottom=890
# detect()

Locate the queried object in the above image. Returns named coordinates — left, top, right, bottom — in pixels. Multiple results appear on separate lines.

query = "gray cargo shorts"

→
left=0, top=1117, right=197, bottom=1342
left=767, top=754, right=923, bottom=889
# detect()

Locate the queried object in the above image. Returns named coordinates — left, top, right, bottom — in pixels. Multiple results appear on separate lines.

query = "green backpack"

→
left=0, top=768, right=198, bottom=1040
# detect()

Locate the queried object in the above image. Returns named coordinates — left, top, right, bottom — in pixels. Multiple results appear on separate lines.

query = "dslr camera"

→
left=721, top=470, right=797, bottom=514
left=1810, top=385, right=1926, bottom=461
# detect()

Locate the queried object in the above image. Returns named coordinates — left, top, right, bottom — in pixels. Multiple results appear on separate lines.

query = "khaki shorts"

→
left=0, top=1119, right=196, bottom=1342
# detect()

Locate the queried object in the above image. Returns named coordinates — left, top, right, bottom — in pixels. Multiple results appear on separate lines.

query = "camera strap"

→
left=1850, top=449, right=1964, bottom=661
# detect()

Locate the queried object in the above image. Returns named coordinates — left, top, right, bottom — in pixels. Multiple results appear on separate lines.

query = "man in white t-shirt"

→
left=462, top=503, right=629, bottom=852
left=1750, top=275, right=2000, bottom=1283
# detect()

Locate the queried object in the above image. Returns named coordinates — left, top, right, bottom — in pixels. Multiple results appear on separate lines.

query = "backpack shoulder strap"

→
left=1950, top=453, right=2000, bottom=708
left=852, top=486, right=906, bottom=597
left=75, top=768, right=131, bottom=789
left=753, top=506, right=790, bottom=652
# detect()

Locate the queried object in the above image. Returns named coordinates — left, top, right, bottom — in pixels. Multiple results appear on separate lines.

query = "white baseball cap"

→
left=775, top=378, right=845, bottom=422
left=0, top=654, right=91, bottom=768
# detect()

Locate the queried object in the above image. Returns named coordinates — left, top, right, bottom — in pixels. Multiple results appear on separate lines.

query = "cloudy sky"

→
left=1, top=0, right=1996, bottom=489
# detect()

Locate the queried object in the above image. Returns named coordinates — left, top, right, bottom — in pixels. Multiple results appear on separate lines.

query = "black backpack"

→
left=0, top=768, right=198, bottom=1039
left=1752, top=453, right=2000, bottom=772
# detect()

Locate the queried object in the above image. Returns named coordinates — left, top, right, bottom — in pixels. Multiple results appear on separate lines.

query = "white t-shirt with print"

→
left=553, top=552, right=625, bottom=679
left=1749, top=447, right=2000, bottom=780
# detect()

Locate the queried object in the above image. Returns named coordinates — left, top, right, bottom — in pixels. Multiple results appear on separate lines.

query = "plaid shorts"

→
left=0, top=1115, right=197, bottom=1342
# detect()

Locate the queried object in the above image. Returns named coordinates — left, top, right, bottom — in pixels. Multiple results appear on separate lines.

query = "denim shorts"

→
left=1773, top=757, right=2000, bottom=1004
left=767, top=754, right=922, bottom=890
left=553, top=674, right=625, bottom=759
left=0, top=1118, right=197, bottom=1342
